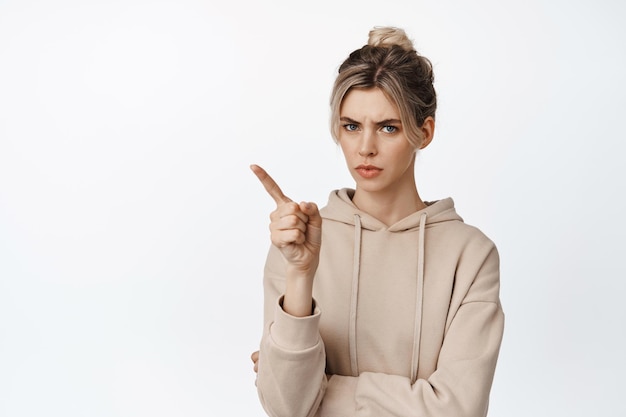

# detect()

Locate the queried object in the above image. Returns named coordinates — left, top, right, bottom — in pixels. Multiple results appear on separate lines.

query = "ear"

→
left=419, top=116, right=435, bottom=149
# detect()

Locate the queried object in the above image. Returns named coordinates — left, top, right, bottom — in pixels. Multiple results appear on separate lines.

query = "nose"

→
left=358, top=129, right=377, bottom=157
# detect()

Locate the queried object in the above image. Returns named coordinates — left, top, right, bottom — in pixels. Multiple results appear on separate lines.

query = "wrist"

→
left=286, top=262, right=317, bottom=282
left=284, top=265, right=316, bottom=317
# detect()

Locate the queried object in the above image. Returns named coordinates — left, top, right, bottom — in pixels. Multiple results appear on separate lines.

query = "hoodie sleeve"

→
left=320, top=243, right=504, bottom=417
left=255, top=245, right=328, bottom=417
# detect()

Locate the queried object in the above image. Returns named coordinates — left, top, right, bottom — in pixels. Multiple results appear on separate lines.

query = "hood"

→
left=320, top=188, right=463, bottom=231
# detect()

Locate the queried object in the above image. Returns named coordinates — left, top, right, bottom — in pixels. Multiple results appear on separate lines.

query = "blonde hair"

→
left=330, top=26, right=436, bottom=148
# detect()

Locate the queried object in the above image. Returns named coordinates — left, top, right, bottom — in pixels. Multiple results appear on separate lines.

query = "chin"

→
left=353, top=180, right=387, bottom=194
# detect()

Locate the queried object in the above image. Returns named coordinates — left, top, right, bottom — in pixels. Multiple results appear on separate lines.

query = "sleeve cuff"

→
left=270, top=295, right=322, bottom=351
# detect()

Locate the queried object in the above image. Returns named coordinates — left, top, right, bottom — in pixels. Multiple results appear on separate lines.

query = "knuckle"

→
left=270, top=209, right=280, bottom=220
left=291, top=229, right=304, bottom=242
left=287, top=215, right=300, bottom=227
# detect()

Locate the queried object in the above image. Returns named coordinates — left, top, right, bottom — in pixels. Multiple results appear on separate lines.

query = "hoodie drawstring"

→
left=349, top=212, right=426, bottom=383
left=410, top=212, right=427, bottom=384
left=349, top=214, right=362, bottom=377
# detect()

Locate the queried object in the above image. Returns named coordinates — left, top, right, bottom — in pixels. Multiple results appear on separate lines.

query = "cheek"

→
left=338, top=142, right=351, bottom=163
left=392, top=146, right=417, bottom=167
left=338, top=141, right=347, bottom=156
left=338, top=139, right=354, bottom=156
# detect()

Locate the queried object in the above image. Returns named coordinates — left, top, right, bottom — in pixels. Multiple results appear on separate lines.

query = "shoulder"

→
left=451, top=221, right=496, bottom=247
left=429, top=216, right=497, bottom=254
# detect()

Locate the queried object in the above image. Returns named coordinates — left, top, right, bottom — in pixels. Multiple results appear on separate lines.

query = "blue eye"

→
left=382, top=125, right=397, bottom=133
left=343, top=123, right=358, bottom=131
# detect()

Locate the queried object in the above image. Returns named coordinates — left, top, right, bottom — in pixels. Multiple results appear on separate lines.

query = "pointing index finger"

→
left=250, top=164, right=292, bottom=204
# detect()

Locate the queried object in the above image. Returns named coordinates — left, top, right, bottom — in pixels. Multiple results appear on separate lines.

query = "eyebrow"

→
left=340, top=117, right=402, bottom=125
left=340, top=117, right=360, bottom=124
left=376, top=119, right=402, bottom=126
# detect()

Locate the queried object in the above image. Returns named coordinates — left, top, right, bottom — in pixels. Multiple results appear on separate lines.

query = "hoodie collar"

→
left=320, top=188, right=463, bottom=232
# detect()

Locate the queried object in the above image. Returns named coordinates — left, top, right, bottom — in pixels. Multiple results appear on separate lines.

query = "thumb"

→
left=300, top=202, right=322, bottom=249
left=300, top=202, right=322, bottom=229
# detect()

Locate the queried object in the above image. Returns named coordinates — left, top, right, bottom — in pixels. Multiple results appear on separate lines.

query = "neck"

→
left=352, top=182, right=426, bottom=226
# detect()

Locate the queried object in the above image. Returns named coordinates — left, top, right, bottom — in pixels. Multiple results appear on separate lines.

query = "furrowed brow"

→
left=376, top=119, right=402, bottom=126
left=340, top=117, right=360, bottom=124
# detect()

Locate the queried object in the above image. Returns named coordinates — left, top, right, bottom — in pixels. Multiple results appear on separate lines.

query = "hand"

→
left=250, top=164, right=322, bottom=275
left=251, top=350, right=259, bottom=373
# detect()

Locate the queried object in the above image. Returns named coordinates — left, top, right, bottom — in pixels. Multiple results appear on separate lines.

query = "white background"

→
left=1, top=0, right=625, bottom=416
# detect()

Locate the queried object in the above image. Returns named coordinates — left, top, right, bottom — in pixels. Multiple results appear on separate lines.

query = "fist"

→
left=250, top=164, right=322, bottom=273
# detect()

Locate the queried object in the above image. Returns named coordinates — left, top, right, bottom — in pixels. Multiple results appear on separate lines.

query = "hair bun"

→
left=367, top=26, right=415, bottom=52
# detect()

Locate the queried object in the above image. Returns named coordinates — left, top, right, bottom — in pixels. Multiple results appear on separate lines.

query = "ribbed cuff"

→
left=270, top=295, right=321, bottom=351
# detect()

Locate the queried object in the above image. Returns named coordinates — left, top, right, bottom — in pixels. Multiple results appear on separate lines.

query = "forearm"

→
left=283, top=264, right=316, bottom=317
left=257, top=296, right=327, bottom=417
left=320, top=302, right=504, bottom=417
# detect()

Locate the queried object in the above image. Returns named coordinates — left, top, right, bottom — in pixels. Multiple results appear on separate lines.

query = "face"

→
left=338, top=87, right=417, bottom=198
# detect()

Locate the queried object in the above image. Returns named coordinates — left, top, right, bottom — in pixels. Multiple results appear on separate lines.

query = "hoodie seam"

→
left=460, top=300, right=500, bottom=306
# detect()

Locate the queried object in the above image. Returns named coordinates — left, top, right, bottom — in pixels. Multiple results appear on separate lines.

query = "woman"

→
left=250, top=26, right=504, bottom=417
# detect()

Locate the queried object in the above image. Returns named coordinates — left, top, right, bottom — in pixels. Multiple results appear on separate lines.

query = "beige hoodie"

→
left=256, top=189, right=504, bottom=417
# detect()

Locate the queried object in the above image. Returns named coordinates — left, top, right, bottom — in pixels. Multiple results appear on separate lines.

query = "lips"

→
left=355, top=164, right=383, bottom=179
